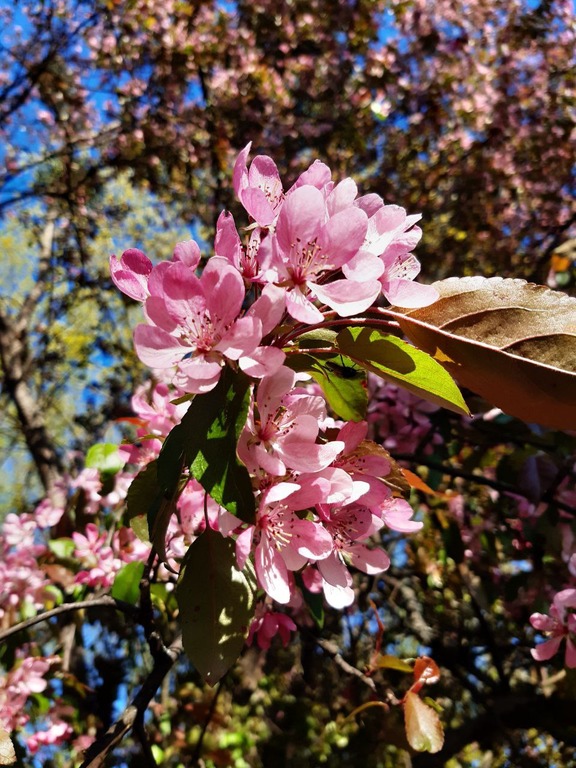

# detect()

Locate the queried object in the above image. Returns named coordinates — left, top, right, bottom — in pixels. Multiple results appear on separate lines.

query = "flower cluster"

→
left=111, top=143, right=436, bottom=396
left=109, top=144, right=435, bottom=646
left=0, top=652, right=72, bottom=754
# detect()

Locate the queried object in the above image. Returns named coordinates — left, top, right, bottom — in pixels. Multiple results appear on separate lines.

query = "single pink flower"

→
left=314, top=503, right=391, bottom=608
left=238, top=366, right=345, bottom=475
left=236, top=485, right=333, bottom=604
left=233, top=144, right=284, bottom=226
left=130, top=382, right=187, bottom=437
left=247, top=604, right=297, bottom=650
left=134, top=258, right=279, bottom=392
left=110, top=241, right=201, bottom=302
left=352, top=202, right=438, bottom=308
left=331, top=422, right=394, bottom=508
left=530, top=588, right=576, bottom=668
left=233, top=142, right=331, bottom=228
left=110, top=248, right=152, bottom=301
left=270, top=185, right=380, bottom=323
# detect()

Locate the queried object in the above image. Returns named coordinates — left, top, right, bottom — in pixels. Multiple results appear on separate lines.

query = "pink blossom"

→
left=165, top=481, right=240, bottom=560
left=355, top=203, right=438, bottom=307
left=269, top=184, right=380, bottom=323
left=368, top=378, right=441, bottom=456
left=110, top=248, right=153, bottom=301
left=331, top=421, right=394, bottom=507
left=70, top=468, right=102, bottom=515
left=247, top=604, right=297, bottom=650
left=233, top=144, right=284, bottom=226
left=2, top=513, right=40, bottom=549
left=114, top=526, right=151, bottom=564
left=315, top=504, right=391, bottom=608
left=73, top=524, right=121, bottom=588
left=215, top=210, right=262, bottom=283
left=34, top=479, right=67, bottom=527
left=110, top=241, right=201, bottom=302
left=381, top=497, right=423, bottom=533
left=121, top=381, right=189, bottom=465
left=0, top=549, right=52, bottom=621
left=530, top=588, right=576, bottom=668
left=0, top=654, right=57, bottom=732
left=134, top=258, right=284, bottom=393
left=238, top=366, right=345, bottom=476
left=27, top=720, right=73, bottom=755
left=130, top=381, right=188, bottom=437
left=236, top=485, right=333, bottom=604
left=233, top=142, right=331, bottom=227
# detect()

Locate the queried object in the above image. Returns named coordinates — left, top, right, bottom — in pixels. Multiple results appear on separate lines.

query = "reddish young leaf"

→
left=400, top=468, right=447, bottom=498
left=410, top=656, right=441, bottom=695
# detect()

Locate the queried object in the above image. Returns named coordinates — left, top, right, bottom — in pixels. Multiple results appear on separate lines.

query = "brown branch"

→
left=0, top=595, right=139, bottom=643
left=393, top=452, right=576, bottom=516
left=79, top=634, right=183, bottom=768
left=0, top=216, right=63, bottom=491
left=313, top=636, right=377, bottom=693
left=382, top=575, right=436, bottom=645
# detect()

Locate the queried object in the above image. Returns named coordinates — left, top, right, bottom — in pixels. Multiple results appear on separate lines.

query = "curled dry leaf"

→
left=389, top=277, right=576, bottom=430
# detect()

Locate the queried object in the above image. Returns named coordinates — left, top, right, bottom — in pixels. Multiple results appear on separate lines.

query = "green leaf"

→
left=159, top=368, right=255, bottom=524
left=111, top=561, right=145, bottom=605
left=295, top=328, right=339, bottom=349
left=124, top=460, right=177, bottom=558
left=286, top=352, right=367, bottom=421
left=374, top=654, right=414, bottom=673
left=156, top=425, right=187, bottom=499
left=125, top=461, right=161, bottom=542
left=336, top=327, right=469, bottom=415
left=48, top=538, right=76, bottom=559
left=85, top=443, right=125, bottom=475
left=422, top=697, right=444, bottom=714
left=176, top=528, right=257, bottom=685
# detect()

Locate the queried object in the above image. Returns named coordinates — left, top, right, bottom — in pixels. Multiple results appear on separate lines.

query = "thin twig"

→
left=0, top=595, right=139, bottom=643
left=191, top=679, right=225, bottom=765
left=394, top=453, right=576, bottom=514
left=313, top=636, right=377, bottom=692
left=133, top=713, right=158, bottom=768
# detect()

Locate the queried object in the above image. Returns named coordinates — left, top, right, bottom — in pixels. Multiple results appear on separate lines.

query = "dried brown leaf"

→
left=389, top=277, right=576, bottom=429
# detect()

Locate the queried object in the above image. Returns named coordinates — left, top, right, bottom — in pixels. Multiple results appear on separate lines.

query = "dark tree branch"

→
left=393, top=453, right=575, bottom=516
left=79, top=634, right=183, bottom=768
left=0, top=315, right=63, bottom=491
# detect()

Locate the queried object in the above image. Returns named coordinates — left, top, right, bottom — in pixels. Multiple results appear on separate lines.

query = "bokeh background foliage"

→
left=0, top=1, right=575, bottom=766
